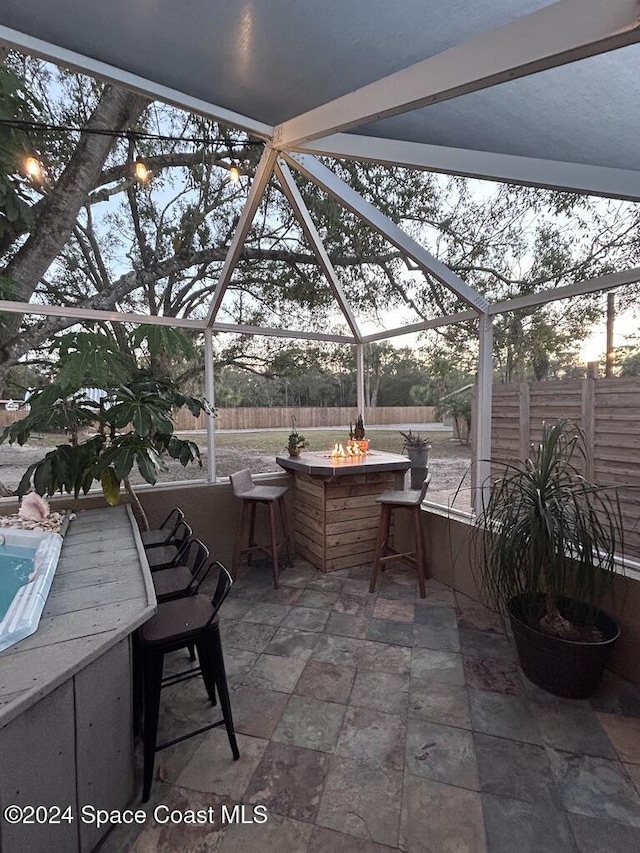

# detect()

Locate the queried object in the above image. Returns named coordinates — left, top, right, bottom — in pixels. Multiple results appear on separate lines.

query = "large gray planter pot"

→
left=406, top=446, right=429, bottom=467
left=406, top=446, right=429, bottom=489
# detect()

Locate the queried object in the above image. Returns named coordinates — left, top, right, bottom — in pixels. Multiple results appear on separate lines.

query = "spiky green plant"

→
left=476, top=419, right=624, bottom=639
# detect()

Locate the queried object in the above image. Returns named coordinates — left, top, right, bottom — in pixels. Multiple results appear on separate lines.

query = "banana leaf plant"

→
left=0, top=331, right=213, bottom=529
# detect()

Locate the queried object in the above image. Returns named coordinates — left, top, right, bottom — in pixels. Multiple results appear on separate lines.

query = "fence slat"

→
left=490, top=376, right=640, bottom=559
left=167, top=405, right=438, bottom=432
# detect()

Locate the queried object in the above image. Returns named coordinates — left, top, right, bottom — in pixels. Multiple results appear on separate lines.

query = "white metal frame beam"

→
left=0, top=25, right=272, bottom=139
left=489, top=267, right=640, bottom=315
left=205, top=146, right=278, bottom=326
left=0, top=300, right=207, bottom=329
left=274, top=0, right=640, bottom=148
left=474, top=315, right=494, bottom=513
left=362, top=311, right=478, bottom=343
left=0, top=300, right=358, bottom=343
left=273, top=159, right=362, bottom=341
left=210, top=322, right=356, bottom=344
left=204, top=329, right=216, bottom=483
left=298, top=134, right=640, bottom=202
left=284, top=152, right=489, bottom=313
left=356, top=344, right=365, bottom=416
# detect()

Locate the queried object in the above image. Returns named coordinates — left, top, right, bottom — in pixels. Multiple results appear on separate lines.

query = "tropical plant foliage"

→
left=0, top=331, right=211, bottom=508
left=475, top=420, right=624, bottom=639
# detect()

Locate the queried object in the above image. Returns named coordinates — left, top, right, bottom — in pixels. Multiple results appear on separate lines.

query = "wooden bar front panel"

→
left=294, top=471, right=403, bottom=572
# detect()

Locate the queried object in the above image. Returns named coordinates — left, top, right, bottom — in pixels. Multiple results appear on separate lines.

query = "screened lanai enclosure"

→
left=3, top=4, right=640, bottom=853
left=0, top=0, right=639, bottom=506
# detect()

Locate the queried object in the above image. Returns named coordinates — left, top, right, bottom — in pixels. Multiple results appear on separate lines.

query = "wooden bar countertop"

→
left=276, top=450, right=411, bottom=478
left=0, top=504, right=156, bottom=728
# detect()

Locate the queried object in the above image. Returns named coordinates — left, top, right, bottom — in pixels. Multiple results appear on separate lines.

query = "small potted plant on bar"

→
left=287, top=417, right=308, bottom=457
left=350, top=414, right=369, bottom=452
left=400, top=430, right=430, bottom=466
left=475, top=419, right=624, bottom=699
left=400, top=430, right=430, bottom=488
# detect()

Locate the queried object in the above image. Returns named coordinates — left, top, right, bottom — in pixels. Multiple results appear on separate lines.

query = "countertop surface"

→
left=0, top=504, right=156, bottom=728
left=276, top=450, right=412, bottom=477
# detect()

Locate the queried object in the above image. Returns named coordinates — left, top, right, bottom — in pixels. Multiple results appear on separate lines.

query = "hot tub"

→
left=0, top=528, right=63, bottom=653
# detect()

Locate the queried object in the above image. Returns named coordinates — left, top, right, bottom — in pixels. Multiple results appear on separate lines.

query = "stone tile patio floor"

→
left=98, top=560, right=640, bottom=853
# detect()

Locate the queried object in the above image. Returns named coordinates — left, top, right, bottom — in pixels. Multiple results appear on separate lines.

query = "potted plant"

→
left=287, top=417, right=308, bottom=457
left=475, top=419, right=624, bottom=699
left=400, top=430, right=431, bottom=488
left=349, top=414, right=369, bottom=452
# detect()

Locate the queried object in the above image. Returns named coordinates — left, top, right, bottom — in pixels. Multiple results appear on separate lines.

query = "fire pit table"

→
left=276, top=451, right=411, bottom=572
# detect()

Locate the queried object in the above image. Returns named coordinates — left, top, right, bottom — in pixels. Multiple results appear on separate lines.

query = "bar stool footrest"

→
left=156, top=719, right=225, bottom=752
left=379, top=548, right=418, bottom=563
left=162, top=666, right=203, bottom=688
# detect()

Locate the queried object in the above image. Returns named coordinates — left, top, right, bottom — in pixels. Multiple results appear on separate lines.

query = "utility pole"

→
left=605, top=292, right=615, bottom=378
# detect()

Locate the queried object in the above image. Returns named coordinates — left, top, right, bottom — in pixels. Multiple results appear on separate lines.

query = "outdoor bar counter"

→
left=277, top=450, right=411, bottom=572
left=0, top=504, right=156, bottom=853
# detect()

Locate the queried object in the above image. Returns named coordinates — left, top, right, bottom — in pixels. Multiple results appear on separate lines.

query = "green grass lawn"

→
left=209, top=428, right=469, bottom=459
left=21, top=426, right=467, bottom=460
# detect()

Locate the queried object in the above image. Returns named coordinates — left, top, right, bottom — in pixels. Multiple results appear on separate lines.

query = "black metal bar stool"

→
left=140, top=507, right=185, bottom=548
left=369, top=474, right=431, bottom=598
left=138, top=561, right=239, bottom=802
left=145, top=521, right=192, bottom=571
left=230, top=469, right=292, bottom=589
left=151, top=538, right=210, bottom=603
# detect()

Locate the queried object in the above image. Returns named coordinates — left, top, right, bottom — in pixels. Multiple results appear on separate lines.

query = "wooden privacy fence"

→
left=172, top=405, right=438, bottom=432
left=0, top=404, right=438, bottom=431
left=491, top=377, right=640, bottom=560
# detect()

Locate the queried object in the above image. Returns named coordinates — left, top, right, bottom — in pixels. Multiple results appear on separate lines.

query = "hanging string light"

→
left=0, top=118, right=263, bottom=148
left=1, top=118, right=263, bottom=185
left=23, top=155, right=43, bottom=183
left=133, top=157, right=151, bottom=184
left=127, top=134, right=151, bottom=184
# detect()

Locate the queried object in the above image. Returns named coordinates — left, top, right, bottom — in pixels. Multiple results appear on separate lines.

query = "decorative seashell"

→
left=18, top=492, right=50, bottom=522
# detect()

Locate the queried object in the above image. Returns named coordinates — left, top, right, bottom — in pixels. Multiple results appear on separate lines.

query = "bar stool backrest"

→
left=158, top=507, right=184, bottom=537
left=207, top=561, right=234, bottom=627
left=178, top=538, right=210, bottom=575
left=230, top=469, right=254, bottom=496
left=170, top=521, right=193, bottom=562
left=171, top=520, right=191, bottom=545
left=418, top=472, right=432, bottom=501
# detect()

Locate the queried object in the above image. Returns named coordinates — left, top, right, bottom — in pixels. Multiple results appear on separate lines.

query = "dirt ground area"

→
left=0, top=438, right=472, bottom=509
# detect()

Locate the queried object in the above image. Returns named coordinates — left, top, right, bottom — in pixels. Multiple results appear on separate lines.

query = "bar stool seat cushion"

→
left=152, top=566, right=194, bottom=599
left=140, top=529, right=168, bottom=547
left=236, top=484, right=288, bottom=501
left=141, top=594, right=216, bottom=645
left=140, top=508, right=185, bottom=548
left=146, top=544, right=179, bottom=568
left=376, top=489, right=424, bottom=506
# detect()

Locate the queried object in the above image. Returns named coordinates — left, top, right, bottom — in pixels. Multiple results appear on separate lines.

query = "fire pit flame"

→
left=330, top=441, right=367, bottom=459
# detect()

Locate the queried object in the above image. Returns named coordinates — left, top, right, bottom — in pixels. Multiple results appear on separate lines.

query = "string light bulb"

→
left=133, top=158, right=151, bottom=183
left=229, top=164, right=240, bottom=183
left=24, top=155, right=43, bottom=182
